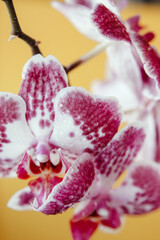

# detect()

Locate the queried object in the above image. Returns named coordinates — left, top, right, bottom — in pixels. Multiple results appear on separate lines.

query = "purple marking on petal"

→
left=19, top=191, right=34, bottom=207
left=69, top=132, right=75, bottom=138
left=7, top=187, right=34, bottom=211
left=70, top=219, right=98, bottom=240
left=95, top=123, right=145, bottom=182
left=0, top=95, right=20, bottom=152
left=0, top=95, right=21, bottom=123
left=35, top=154, right=95, bottom=215
left=92, top=4, right=131, bottom=43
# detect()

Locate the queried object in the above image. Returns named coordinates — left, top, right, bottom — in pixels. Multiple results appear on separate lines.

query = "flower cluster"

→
left=1, top=0, right=160, bottom=240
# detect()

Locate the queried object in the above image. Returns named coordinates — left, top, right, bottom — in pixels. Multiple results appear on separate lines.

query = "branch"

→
left=2, top=0, right=42, bottom=55
left=64, top=41, right=110, bottom=73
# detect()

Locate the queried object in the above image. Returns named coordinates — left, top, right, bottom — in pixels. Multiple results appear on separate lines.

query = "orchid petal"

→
left=92, top=4, right=131, bottom=43
left=70, top=219, right=98, bottom=240
left=33, top=153, right=95, bottom=214
left=7, top=187, right=34, bottom=211
left=130, top=33, right=160, bottom=87
left=51, top=87, right=122, bottom=155
left=19, top=54, right=68, bottom=140
left=0, top=93, right=35, bottom=177
left=94, top=123, right=145, bottom=190
left=110, top=162, right=160, bottom=214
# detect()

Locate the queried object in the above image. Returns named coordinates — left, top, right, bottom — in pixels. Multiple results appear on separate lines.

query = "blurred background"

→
left=0, top=0, right=160, bottom=239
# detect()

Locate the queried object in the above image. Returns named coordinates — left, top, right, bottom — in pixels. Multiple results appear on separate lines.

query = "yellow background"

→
left=0, top=0, right=160, bottom=239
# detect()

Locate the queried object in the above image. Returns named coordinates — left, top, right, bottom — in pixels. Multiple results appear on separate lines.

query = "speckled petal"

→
left=92, top=4, right=131, bottom=43
left=130, top=33, right=160, bottom=87
left=7, top=187, right=34, bottom=211
left=0, top=93, right=35, bottom=177
left=50, top=87, right=122, bottom=155
left=70, top=219, right=98, bottom=240
left=33, top=153, right=95, bottom=215
left=94, top=123, right=145, bottom=189
left=19, top=54, right=68, bottom=139
left=110, top=162, right=160, bottom=214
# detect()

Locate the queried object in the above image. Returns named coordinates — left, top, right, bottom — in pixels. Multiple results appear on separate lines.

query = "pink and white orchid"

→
left=0, top=53, right=148, bottom=218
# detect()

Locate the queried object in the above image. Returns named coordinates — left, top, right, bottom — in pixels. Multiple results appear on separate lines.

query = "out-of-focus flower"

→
left=70, top=160, right=160, bottom=240
left=92, top=2, right=160, bottom=96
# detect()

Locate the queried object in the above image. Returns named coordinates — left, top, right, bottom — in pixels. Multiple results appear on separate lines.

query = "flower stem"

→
left=64, top=41, right=110, bottom=73
left=2, top=0, right=42, bottom=55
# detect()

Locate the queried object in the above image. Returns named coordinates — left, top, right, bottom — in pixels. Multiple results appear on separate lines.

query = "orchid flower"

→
left=0, top=54, right=146, bottom=217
